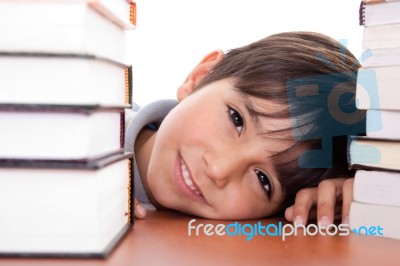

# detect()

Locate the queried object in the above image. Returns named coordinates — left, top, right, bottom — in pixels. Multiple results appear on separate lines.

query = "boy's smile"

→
left=175, top=154, right=207, bottom=203
left=138, top=78, right=292, bottom=220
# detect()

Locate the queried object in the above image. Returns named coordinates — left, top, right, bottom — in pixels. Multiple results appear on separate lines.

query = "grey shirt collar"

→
left=125, top=99, right=178, bottom=207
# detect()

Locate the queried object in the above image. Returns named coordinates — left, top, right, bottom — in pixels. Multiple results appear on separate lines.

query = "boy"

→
left=126, top=31, right=364, bottom=225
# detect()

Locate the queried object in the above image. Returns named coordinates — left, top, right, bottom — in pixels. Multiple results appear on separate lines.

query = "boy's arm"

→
left=284, top=178, right=353, bottom=225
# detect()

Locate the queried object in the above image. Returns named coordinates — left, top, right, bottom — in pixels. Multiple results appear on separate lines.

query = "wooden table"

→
left=1, top=210, right=400, bottom=266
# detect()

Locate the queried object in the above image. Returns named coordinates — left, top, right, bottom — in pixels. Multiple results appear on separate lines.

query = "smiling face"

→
left=146, top=78, right=294, bottom=220
left=139, top=32, right=363, bottom=220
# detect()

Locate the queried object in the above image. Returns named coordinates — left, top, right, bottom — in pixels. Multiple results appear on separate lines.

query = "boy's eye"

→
left=255, top=170, right=272, bottom=199
left=228, top=107, right=243, bottom=134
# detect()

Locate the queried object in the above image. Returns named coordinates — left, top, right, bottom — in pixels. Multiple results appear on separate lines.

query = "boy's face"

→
left=146, top=78, right=292, bottom=220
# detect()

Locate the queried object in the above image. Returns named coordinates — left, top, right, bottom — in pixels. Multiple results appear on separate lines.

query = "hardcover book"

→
left=0, top=152, right=134, bottom=257
left=362, top=23, right=400, bottom=51
left=0, top=53, right=132, bottom=107
left=366, top=109, right=400, bottom=138
left=83, top=0, right=136, bottom=29
left=359, top=0, right=400, bottom=26
left=0, top=0, right=133, bottom=62
left=348, top=136, right=400, bottom=171
left=353, top=170, right=400, bottom=207
left=350, top=201, right=400, bottom=240
left=0, top=104, right=126, bottom=160
left=361, top=47, right=400, bottom=67
left=356, top=66, right=400, bottom=110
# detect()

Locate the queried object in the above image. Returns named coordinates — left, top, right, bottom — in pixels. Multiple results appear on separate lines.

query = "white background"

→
left=126, top=0, right=363, bottom=105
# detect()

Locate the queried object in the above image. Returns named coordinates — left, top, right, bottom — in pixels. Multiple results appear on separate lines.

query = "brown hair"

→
left=196, top=31, right=365, bottom=212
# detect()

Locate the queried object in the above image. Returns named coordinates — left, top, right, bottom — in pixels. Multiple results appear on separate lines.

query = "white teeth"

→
left=181, top=163, right=191, bottom=183
left=180, top=159, right=202, bottom=196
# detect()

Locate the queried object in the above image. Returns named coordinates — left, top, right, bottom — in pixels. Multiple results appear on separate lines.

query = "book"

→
left=351, top=0, right=400, bottom=242
left=359, top=0, right=400, bottom=26
left=362, top=47, right=400, bottom=67
left=359, top=1, right=400, bottom=72
left=348, top=136, right=400, bottom=171
left=83, top=0, right=136, bottom=29
left=0, top=0, right=136, bottom=257
left=366, top=109, right=400, bottom=138
left=0, top=0, right=133, bottom=63
left=0, top=53, right=132, bottom=107
left=353, top=170, right=400, bottom=207
left=350, top=201, right=400, bottom=240
left=0, top=104, right=125, bottom=160
left=0, top=152, right=134, bottom=257
left=356, top=66, right=400, bottom=110
left=362, top=23, right=400, bottom=51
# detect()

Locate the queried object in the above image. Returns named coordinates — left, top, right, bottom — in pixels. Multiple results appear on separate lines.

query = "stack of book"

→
left=0, top=0, right=136, bottom=258
left=348, top=0, right=400, bottom=240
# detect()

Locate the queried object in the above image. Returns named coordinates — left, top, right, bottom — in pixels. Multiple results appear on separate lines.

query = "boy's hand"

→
left=134, top=198, right=147, bottom=219
left=284, top=178, right=353, bottom=226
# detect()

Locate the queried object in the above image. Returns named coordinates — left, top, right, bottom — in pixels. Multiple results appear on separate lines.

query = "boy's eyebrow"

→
left=235, top=90, right=292, bottom=136
left=244, top=101, right=262, bottom=123
left=235, top=92, right=264, bottom=131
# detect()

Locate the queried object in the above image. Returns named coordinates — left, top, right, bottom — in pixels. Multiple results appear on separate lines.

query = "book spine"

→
left=359, top=0, right=366, bottom=26
left=347, top=135, right=356, bottom=170
left=120, top=111, right=125, bottom=148
left=125, top=66, right=133, bottom=105
left=130, top=2, right=137, bottom=26
left=128, top=158, right=134, bottom=224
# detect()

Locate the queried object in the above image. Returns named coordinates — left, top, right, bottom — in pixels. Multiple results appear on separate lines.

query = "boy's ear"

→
left=177, top=49, right=224, bottom=101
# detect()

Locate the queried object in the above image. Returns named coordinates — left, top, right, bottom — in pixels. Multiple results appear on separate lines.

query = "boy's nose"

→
left=202, top=149, right=247, bottom=188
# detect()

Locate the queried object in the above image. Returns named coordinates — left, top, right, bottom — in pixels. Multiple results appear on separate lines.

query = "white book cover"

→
left=0, top=1, right=129, bottom=62
left=354, top=170, right=400, bottom=207
left=0, top=54, right=130, bottom=106
left=350, top=201, right=400, bottom=240
left=0, top=153, right=133, bottom=257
